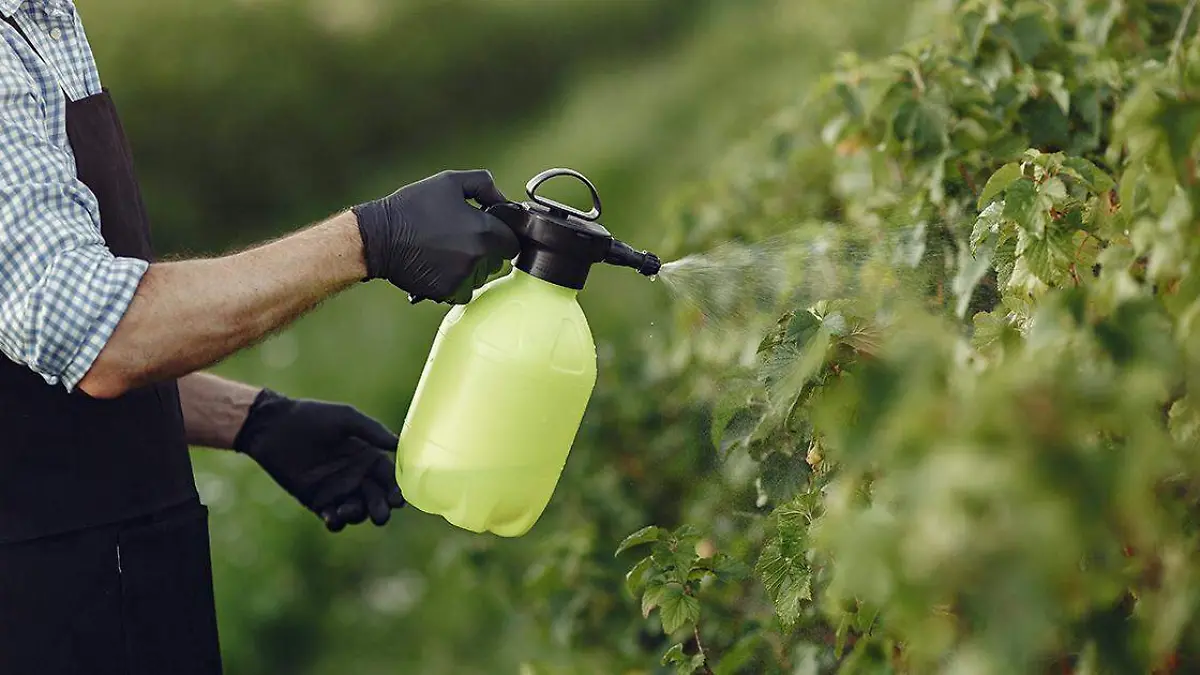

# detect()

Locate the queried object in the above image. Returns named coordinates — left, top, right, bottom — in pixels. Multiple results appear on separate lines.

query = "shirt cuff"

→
left=54, top=254, right=149, bottom=392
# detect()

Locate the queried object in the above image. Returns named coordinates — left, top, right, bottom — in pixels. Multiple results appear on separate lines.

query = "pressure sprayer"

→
left=396, top=168, right=661, bottom=537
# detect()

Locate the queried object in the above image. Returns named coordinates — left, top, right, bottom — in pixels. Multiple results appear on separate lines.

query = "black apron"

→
left=0, top=15, right=223, bottom=675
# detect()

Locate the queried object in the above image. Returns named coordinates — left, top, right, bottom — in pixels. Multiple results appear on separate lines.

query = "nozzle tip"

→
left=641, top=252, right=661, bottom=277
left=605, top=239, right=662, bottom=278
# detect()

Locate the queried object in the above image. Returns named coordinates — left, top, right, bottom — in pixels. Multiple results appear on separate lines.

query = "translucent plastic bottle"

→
left=395, top=168, right=660, bottom=536
left=396, top=269, right=596, bottom=536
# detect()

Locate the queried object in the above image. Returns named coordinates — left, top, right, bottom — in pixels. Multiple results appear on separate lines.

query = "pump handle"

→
left=526, top=168, right=602, bottom=221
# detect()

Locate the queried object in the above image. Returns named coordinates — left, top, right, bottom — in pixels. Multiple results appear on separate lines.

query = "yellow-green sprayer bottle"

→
left=396, top=169, right=661, bottom=537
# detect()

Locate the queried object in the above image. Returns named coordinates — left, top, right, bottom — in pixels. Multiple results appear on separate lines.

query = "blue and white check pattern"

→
left=0, top=0, right=147, bottom=391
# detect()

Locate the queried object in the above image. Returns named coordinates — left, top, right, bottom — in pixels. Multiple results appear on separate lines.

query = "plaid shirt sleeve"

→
left=0, top=29, right=148, bottom=392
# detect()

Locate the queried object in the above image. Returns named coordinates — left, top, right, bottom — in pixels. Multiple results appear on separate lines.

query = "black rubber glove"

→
left=233, top=389, right=405, bottom=532
left=352, top=169, right=521, bottom=304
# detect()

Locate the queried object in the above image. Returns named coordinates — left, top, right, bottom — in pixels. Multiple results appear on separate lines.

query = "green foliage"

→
left=606, top=0, right=1200, bottom=672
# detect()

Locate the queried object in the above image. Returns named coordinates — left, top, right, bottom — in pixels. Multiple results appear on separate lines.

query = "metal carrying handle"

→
left=525, top=168, right=602, bottom=221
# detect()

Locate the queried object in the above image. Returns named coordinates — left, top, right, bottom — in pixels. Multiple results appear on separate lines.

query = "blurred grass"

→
left=78, top=0, right=924, bottom=672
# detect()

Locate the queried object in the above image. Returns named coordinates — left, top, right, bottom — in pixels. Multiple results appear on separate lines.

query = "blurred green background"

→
left=75, top=0, right=926, bottom=672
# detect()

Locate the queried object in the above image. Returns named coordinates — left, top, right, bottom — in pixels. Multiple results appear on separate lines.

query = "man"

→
left=0, top=2, right=520, bottom=673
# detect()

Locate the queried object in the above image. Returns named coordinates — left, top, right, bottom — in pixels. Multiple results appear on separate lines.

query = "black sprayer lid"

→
left=486, top=168, right=661, bottom=290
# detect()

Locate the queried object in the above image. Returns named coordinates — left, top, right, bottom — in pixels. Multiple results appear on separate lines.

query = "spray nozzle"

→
left=486, top=168, right=661, bottom=290
left=605, top=239, right=662, bottom=277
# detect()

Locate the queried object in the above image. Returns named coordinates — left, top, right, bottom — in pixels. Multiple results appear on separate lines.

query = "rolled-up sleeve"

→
left=0, top=49, right=147, bottom=391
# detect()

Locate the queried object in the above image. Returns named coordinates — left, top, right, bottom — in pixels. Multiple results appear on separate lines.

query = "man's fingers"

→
left=469, top=259, right=491, bottom=291
left=387, top=488, right=406, bottom=509
left=454, top=169, right=506, bottom=207
left=335, top=497, right=366, bottom=527
left=448, top=280, right=474, bottom=305
left=479, top=210, right=520, bottom=261
left=321, top=509, right=346, bottom=533
left=349, top=414, right=399, bottom=451
left=368, top=455, right=407, bottom=510
left=363, top=481, right=392, bottom=526
left=309, top=454, right=372, bottom=511
left=369, top=453, right=398, bottom=488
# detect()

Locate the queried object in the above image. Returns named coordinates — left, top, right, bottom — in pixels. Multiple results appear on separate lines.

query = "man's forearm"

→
left=77, top=211, right=367, bottom=399
left=178, top=372, right=261, bottom=449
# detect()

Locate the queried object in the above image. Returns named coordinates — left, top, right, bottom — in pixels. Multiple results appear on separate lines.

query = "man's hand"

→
left=232, top=389, right=405, bottom=531
left=353, top=169, right=520, bottom=304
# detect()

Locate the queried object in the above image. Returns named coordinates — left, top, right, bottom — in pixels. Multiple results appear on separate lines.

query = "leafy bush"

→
left=592, top=1, right=1200, bottom=672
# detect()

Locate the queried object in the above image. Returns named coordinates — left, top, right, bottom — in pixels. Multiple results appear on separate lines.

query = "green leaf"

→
left=758, top=311, right=797, bottom=354
left=652, top=541, right=697, bottom=585
left=994, top=234, right=1018, bottom=288
left=674, top=524, right=701, bottom=542
left=787, top=310, right=823, bottom=346
left=835, top=82, right=865, bottom=121
left=756, top=535, right=812, bottom=628
left=662, top=643, right=687, bottom=664
left=971, top=201, right=1005, bottom=250
left=999, top=10, right=1053, bottom=63
left=713, top=553, right=753, bottom=581
left=1156, top=100, right=1200, bottom=185
left=658, top=584, right=701, bottom=634
left=1072, top=85, right=1104, bottom=152
left=960, top=7, right=996, bottom=56
left=1019, top=227, right=1074, bottom=285
left=989, top=131, right=1032, bottom=161
left=972, top=310, right=1019, bottom=352
left=1040, top=71, right=1070, bottom=114
left=955, top=232, right=998, bottom=318
left=713, top=404, right=762, bottom=457
left=625, top=556, right=656, bottom=597
left=893, top=98, right=949, bottom=155
left=710, top=375, right=762, bottom=456
left=1072, top=230, right=1101, bottom=272
left=1043, top=176, right=1068, bottom=203
left=662, top=643, right=706, bottom=675
left=1021, top=97, right=1071, bottom=149
left=1063, top=156, right=1115, bottom=194
left=759, top=451, right=812, bottom=505
left=978, top=162, right=1023, bottom=209
left=1078, top=0, right=1120, bottom=44
left=642, top=582, right=669, bottom=619
left=1169, top=396, right=1200, bottom=445
left=839, top=637, right=896, bottom=674
left=617, top=526, right=664, bottom=556
left=1002, top=178, right=1038, bottom=227
left=823, top=312, right=849, bottom=337
left=713, top=631, right=767, bottom=675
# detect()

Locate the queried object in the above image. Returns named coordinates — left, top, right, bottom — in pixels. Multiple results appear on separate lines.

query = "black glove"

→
left=352, top=169, right=521, bottom=304
left=232, top=389, right=405, bottom=532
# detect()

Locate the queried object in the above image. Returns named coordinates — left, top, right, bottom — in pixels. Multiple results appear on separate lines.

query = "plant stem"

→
left=694, top=624, right=714, bottom=675
left=1171, top=0, right=1198, bottom=70
left=958, top=161, right=978, bottom=194
left=909, top=63, right=926, bottom=95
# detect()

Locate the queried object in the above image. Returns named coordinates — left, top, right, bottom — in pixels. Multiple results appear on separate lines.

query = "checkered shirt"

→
left=0, top=0, right=147, bottom=392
